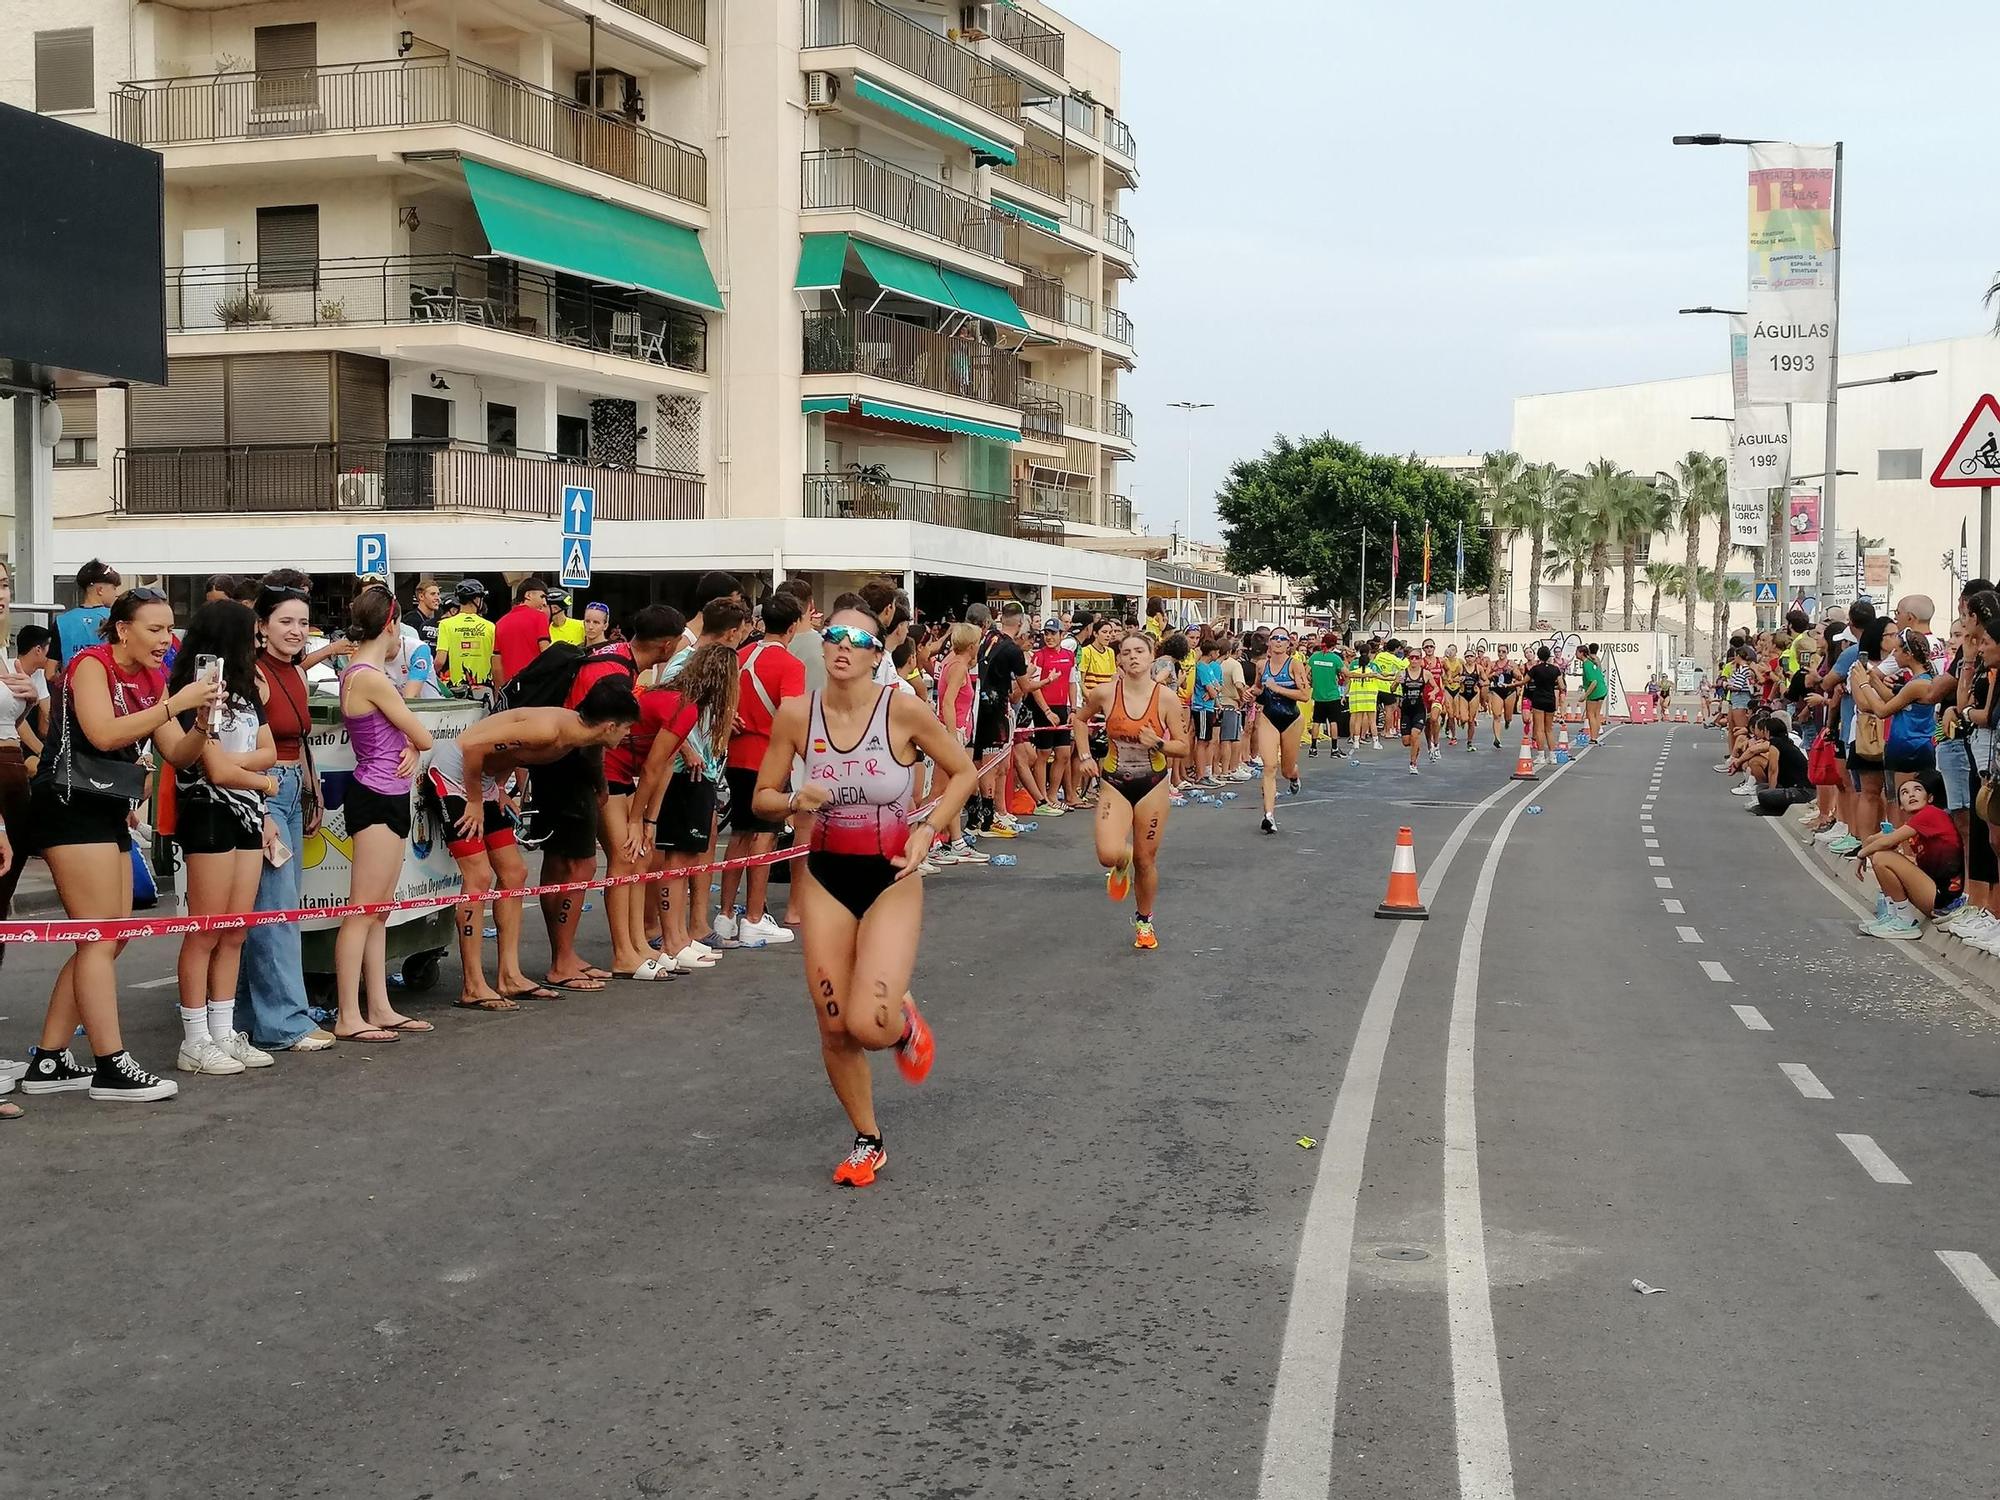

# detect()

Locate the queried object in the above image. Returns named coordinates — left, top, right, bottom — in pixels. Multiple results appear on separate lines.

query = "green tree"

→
left=1655, top=451, right=1727, bottom=654
left=1643, top=561, right=1682, bottom=633
left=1542, top=484, right=1592, bottom=630
left=1476, top=449, right=1524, bottom=628
left=1510, top=462, right=1569, bottom=629
left=1573, top=458, right=1632, bottom=630
left=1217, top=433, right=1490, bottom=620
left=1614, top=474, right=1675, bottom=632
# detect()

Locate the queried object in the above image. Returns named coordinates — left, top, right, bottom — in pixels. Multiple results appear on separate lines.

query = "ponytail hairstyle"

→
left=348, top=584, right=397, bottom=644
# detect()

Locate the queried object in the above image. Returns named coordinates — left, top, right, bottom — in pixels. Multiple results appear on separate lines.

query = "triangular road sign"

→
left=1931, top=393, right=2000, bottom=488
left=560, top=537, right=592, bottom=588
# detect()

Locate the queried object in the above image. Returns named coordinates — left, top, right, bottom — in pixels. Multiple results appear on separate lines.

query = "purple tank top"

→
left=341, top=663, right=412, bottom=796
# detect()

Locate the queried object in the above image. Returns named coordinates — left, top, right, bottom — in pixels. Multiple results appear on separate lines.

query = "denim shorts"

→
left=1218, top=708, right=1243, bottom=743
left=1729, top=690, right=1752, bottom=711
left=1936, top=738, right=1973, bottom=812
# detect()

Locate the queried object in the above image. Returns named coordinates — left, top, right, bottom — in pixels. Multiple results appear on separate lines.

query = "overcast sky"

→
left=1058, top=0, right=2000, bottom=545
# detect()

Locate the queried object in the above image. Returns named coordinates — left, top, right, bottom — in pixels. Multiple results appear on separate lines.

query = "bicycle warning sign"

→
left=1932, top=394, right=2000, bottom=487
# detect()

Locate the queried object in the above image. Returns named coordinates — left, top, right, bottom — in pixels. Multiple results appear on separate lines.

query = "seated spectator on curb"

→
left=1855, top=770, right=1961, bottom=940
left=1738, top=715, right=1812, bottom=814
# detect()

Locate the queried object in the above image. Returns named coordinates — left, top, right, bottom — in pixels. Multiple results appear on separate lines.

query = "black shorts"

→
left=1191, top=708, right=1217, bottom=742
left=1313, top=701, right=1342, bottom=725
left=1032, top=726, right=1070, bottom=752
left=973, top=700, right=1012, bottom=755
left=657, top=771, right=718, bottom=854
left=1527, top=697, right=1558, bottom=716
left=175, top=799, right=263, bottom=856
left=24, top=782, right=132, bottom=853
left=522, top=752, right=597, bottom=860
left=725, top=765, right=783, bottom=836
left=1884, top=748, right=1936, bottom=775
left=345, top=779, right=412, bottom=840
left=806, top=849, right=900, bottom=922
left=1459, top=683, right=1483, bottom=701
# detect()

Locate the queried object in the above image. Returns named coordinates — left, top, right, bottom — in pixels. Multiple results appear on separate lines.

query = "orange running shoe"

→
left=1133, top=917, right=1158, bottom=950
left=895, top=995, right=935, bottom=1085
left=1106, top=849, right=1133, bottom=904
left=832, top=1134, right=888, bottom=1187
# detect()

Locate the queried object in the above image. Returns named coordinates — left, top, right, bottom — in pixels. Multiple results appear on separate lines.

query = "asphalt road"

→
left=4, top=720, right=1999, bottom=1499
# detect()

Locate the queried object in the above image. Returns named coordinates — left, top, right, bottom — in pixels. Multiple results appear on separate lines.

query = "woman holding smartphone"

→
left=236, top=574, right=334, bottom=1052
left=334, top=587, right=433, bottom=1043
left=18, top=589, right=221, bottom=1104
left=167, top=600, right=280, bottom=1077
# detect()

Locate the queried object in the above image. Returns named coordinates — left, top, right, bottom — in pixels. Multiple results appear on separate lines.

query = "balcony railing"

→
left=991, top=2, right=1064, bottom=74
left=1108, top=493, right=1133, bottom=530
left=1103, top=210, right=1136, bottom=255
left=805, top=473, right=1025, bottom=538
left=164, top=254, right=708, bottom=373
left=1065, top=195, right=1095, bottom=235
left=804, top=0, right=1019, bottom=121
left=116, top=442, right=704, bottom=520
left=801, top=149, right=1006, bottom=261
left=994, top=139, right=1064, bottom=201
left=1105, top=116, right=1136, bottom=160
left=1062, top=290, right=1097, bottom=330
left=1019, top=400, right=1062, bottom=444
left=1103, top=305, right=1134, bottom=346
left=110, top=55, right=707, bottom=207
left=1064, top=94, right=1098, bottom=138
left=1015, top=269, right=1061, bottom=321
left=803, top=310, right=1020, bottom=409
left=1022, top=376, right=1093, bottom=431
left=610, top=0, right=706, bottom=44
left=1104, top=399, right=1134, bottom=440
left=1025, top=483, right=1092, bottom=525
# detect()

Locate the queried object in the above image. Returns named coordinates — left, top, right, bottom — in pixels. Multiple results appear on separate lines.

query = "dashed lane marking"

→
left=1662, top=899, right=1684, bottom=914
left=1836, top=1133, right=1911, bottom=1185
left=1731, top=1004, right=1772, bottom=1030
left=1779, top=1062, right=1832, bottom=1099
left=1655, top=877, right=1673, bottom=889
left=1700, top=960, right=1732, bottom=981
left=1677, top=927, right=1703, bottom=944
left=1936, top=1252, right=2000, bottom=1331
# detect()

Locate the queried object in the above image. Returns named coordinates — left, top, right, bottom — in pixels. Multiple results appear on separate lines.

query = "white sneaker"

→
left=742, top=914, right=795, bottom=945
left=711, top=912, right=741, bottom=944
left=1812, top=822, right=1848, bottom=845
left=916, top=859, right=941, bottom=875
left=950, top=840, right=990, bottom=864
left=1230, top=768, right=1256, bottom=781
left=218, top=1031, right=274, bottom=1069
left=176, top=1036, right=247, bottom=1076
left=1794, top=807, right=1821, bottom=824
left=0, top=1058, right=26, bottom=1084
left=672, top=943, right=717, bottom=969
left=1408, top=763, right=1420, bottom=775
left=1730, top=781, right=1757, bottom=796
left=929, top=845, right=962, bottom=867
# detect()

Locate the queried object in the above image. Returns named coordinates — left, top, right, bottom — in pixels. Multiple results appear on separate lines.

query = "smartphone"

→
left=194, top=653, right=221, bottom=684
left=265, top=838, right=292, bottom=869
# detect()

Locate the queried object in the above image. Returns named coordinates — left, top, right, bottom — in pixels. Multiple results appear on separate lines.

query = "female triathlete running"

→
left=1488, top=645, right=1522, bottom=747
left=752, top=599, right=976, bottom=1188
left=1254, top=628, right=1310, bottom=833
left=1440, top=643, right=1466, bottom=745
left=1076, top=630, right=1190, bottom=951
left=1460, top=646, right=1489, bottom=750
left=1419, top=640, right=1447, bottom=761
left=1399, top=654, right=1430, bottom=774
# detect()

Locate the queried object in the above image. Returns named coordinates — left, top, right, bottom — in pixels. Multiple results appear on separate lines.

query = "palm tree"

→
left=1476, top=450, right=1524, bottom=627
left=1657, top=451, right=1728, bottom=656
left=1643, top=562, right=1682, bottom=633
left=1507, top=462, right=1567, bottom=629
left=1612, top=474, right=1673, bottom=632
left=1542, top=485, right=1592, bottom=629
left=1573, top=458, right=1631, bottom=630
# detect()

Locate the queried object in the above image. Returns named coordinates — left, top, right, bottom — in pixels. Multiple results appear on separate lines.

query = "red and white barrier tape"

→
left=0, top=745, right=1017, bottom=946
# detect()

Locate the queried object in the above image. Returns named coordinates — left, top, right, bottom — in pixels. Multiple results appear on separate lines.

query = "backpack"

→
left=501, top=642, right=635, bottom=711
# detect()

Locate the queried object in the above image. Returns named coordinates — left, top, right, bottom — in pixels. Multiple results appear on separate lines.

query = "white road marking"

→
left=1779, top=1062, right=1832, bottom=1099
left=1836, top=1133, right=1911, bottom=1185
left=1648, top=856, right=1666, bottom=867
left=1731, top=1004, right=1772, bottom=1030
left=1662, top=899, right=1684, bottom=913
left=1700, top=960, right=1732, bottom=981
left=1936, top=1252, right=2000, bottom=1330
left=1645, top=838, right=1660, bottom=848
left=132, top=976, right=179, bottom=991
left=1755, top=815, right=2000, bottom=1027
left=1655, top=876, right=1673, bottom=888
left=1259, top=774, right=1531, bottom=1498
left=1677, top=926, right=1703, bottom=944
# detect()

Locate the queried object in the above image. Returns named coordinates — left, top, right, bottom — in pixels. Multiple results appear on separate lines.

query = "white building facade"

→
left=3, top=0, right=1144, bottom=614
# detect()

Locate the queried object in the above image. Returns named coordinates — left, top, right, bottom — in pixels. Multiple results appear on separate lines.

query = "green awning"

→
left=796, top=233, right=850, bottom=291
left=991, top=196, right=1061, bottom=236
left=939, top=267, right=1030, bottom=333
left=851, top=76, right=1017, bottom=166
left=801, top=396, right=849, bottom=415
left=461, top=159, right=721, bottom=312
left=851, top=239, right=958, bottom=315
left=861, top=399, right=1020, bottom=443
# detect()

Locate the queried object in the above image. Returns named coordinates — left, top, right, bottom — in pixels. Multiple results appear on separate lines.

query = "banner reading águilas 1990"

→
left=1746, top=143, right=1837, bottom=403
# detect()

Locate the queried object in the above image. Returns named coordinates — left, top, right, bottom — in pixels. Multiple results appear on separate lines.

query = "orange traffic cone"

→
left=1374, top=826, right=1429, bottom=920
left=1511, top=730, right=1538, bottom=781
left=1555, top=725, right=1571, bottom=765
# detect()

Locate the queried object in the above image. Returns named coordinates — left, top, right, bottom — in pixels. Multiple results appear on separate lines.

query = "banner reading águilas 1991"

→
left=1746, top=143, right=1837, bottom=403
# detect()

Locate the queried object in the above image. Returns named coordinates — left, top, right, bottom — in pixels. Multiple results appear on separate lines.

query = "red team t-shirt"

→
left=606, top=684, right=698, bottom=787
left=1906, top=803, right=1964, bottom=896
left=727, top=640, right=807, bottom=772
left=1031, top=644, right=1076, bottom=714
left=491, top=604, right=552, bottom=686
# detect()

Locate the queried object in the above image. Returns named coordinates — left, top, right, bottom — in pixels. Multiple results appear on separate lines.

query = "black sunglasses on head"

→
left=126, top=586, right=167, bottom=603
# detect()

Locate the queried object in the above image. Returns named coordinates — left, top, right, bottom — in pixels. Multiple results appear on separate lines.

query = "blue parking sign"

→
left=356, top=532, right=387, bottom=578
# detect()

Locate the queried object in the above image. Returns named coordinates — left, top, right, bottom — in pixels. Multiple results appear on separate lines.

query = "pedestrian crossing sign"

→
left=560, top=537, right=592, bottom=589
left=1754, top=579, right=1780, bottom=604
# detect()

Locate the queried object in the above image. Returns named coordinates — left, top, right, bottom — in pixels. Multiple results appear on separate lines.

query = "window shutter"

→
left=226, top=353, right=332, bottom=445
left=254, top=23, right=317, bottom=110
left=256, top=205, right=320, bottom=291
left=55, top=392, right=98, bottom=441
left=34, top=29, right=93, bottom=112
left=335, top=355, right=389, bottom=445
left=128, top=359, right=227, bottom=446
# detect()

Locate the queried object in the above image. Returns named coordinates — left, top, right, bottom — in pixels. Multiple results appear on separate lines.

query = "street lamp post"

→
left=1167, top=401, right=1214, bottom=565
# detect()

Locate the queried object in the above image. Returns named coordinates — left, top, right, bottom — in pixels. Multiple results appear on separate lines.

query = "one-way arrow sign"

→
left=563, top=483, right=596, bottom=536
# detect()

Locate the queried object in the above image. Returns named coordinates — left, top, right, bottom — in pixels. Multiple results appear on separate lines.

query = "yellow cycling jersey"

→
left=437, top=612, right=495, bottom=684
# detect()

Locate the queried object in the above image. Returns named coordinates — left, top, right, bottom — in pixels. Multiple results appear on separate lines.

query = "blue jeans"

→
left=235, top=762, right=313, bottom=1047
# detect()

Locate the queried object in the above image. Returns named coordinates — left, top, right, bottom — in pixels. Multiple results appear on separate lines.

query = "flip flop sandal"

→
left=455, top=996, right=521, bottom=1011
left=543, top=976, right=607, bottom=992
left=505, top=986, right=561, bottom=1002
left=334, top=1027, right=400, bottom=1043
left=0, top=1101, right=23, bottom=1120
left=388, top=1019, right=436, bottom=1032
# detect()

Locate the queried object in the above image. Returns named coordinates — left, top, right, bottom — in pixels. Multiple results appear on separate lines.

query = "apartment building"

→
left=2, top=0, right=1142, bottom=614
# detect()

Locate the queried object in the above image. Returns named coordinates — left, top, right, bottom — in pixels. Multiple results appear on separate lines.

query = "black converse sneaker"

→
left=88, top=1051, right=179, bottom=1103
left=19, top=1048, right=93, bottom=1095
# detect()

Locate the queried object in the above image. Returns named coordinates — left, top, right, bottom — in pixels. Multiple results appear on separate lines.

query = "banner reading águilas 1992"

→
left=1746, top=143, right=1837, bottom=403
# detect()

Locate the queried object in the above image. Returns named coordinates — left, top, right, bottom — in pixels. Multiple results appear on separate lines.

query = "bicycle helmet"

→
left=454, top=579, right=487, bottom=604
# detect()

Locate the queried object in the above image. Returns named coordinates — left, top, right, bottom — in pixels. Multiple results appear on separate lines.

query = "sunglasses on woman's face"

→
left=824, top=624, right=885, bottom=652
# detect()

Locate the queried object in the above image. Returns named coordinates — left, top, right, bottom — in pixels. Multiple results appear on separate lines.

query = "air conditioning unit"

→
left=574, top=68, right=641, bottom=115
left=805, top=70, right=838, bottom=111
left=958, top=5, right=992, bottom=39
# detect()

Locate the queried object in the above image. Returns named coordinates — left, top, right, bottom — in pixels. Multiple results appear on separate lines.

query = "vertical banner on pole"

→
left=1787, top=487, right=1821, bottom=589
left=1389, top=521, right=1400, bottom=617
left=1745, top=143, right=1838, bottom=404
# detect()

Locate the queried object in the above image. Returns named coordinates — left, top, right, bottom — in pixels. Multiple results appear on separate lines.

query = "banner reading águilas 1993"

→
left=1746, top=143, right=1837, bottom=403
